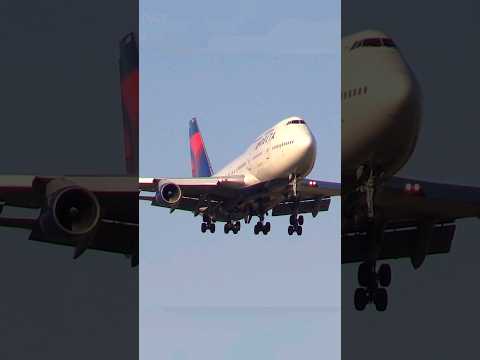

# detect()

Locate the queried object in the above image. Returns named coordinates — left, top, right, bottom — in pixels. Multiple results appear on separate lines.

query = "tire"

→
left=224, top=224, right=230, bottom=234
left=210, top=223, right=216, bottom=233
left=374, top=288, right=388, bottom=312
left=235, top=221, right=241, bottom=232
left=254, top=225, right=260, bottom=235
left=201, top=223, right=207, bottom=233
left=354, top=288, right=368, bottom=311
left=298, top=215, right=304, bottom=225
left=289, top=215, right=296, bottom=226
left=265, top=222, right=271, bottom=233
left=233, top=229, right=238, bottom=234
left=357, top=262, right=371, bottom=288
left=288, top=225, right=294, bottom=235
left=296, top=226, right=302, bottom=236
left=378, top=264, right=391, bottom=287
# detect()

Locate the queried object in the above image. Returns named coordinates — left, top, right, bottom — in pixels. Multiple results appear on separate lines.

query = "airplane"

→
left=140, top=117, right=340, bottom=235
left=0, top=33, right=139, bottom=266
left=342, top=30, right=480, bottom=311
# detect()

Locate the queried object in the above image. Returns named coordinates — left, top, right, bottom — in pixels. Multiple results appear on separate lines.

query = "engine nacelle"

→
left=39, top=185, right=101, bottom=239
left=157, top=182, right=182, bottom=205
left=410, top=221, right=434, bottom=269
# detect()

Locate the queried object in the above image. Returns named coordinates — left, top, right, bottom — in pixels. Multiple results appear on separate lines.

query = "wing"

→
left=272, top=178, right=340, bottom=216
left=141, top=176, right=340, bottom=218
left=139, top=175, right=246, bottom=212
left=342, top=176, right=480, bottom=264
left=0, top=175, right=138, bottom=265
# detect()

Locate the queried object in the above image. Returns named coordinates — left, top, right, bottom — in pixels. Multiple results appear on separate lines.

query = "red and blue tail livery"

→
left=189, top=118, right=213, bottom=177
left=119, top=33, right=139, bottom=176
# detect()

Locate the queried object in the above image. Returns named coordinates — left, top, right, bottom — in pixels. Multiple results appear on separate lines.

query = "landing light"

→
left=405, top=182, right=422, bottom=195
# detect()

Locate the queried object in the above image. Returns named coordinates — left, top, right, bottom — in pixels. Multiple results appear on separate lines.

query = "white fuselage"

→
left=215, top=116, right=316, bottom=186
left=342, top=30, right=422, bottom=190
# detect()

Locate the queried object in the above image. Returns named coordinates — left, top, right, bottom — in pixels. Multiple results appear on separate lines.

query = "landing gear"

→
left=201, top=221, right=215, bottom=233
left=224, top=221, right=241, bottom=234
left=355, top=164, right=384, bottom=222
left=288, top=214, right=303, bottom=236
left=201, top=214, right=215, bottom=233
left=254, top=221, right=271, bottom=235
left=354, top=261, right=391, bottom=311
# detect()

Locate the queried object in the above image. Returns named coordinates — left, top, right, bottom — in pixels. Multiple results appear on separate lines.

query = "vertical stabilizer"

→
left=189, top=118, right=213, bottom=177
left=119, top=33, right=139, bottom=175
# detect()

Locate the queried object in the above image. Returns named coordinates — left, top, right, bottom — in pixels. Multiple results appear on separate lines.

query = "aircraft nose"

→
left=299, top=131, right=316, bottom=158
left=381, top=70, right=420, bottom=115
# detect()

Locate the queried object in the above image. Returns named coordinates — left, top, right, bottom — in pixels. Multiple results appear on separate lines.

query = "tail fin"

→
left=189, top=118, right=213, bottom=177
left=119, top=33, right=139, bottom=176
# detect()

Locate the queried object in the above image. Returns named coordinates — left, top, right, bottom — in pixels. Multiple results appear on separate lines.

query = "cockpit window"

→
left=286, top=119, right=306, bottom=125
left=350, top=37, right=397, bottom=51
left=363, top=38, right=382, bottom=47
left=382, top=38, right=396, bottom=47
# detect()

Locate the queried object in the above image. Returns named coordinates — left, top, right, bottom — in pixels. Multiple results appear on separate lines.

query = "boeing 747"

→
left=140, top=117, right=340, bottom=235
left=342, top=30, right=480, bottom=311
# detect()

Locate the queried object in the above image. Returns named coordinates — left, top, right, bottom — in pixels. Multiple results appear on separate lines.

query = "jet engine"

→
left=38, top=180, right=101, bottom=258
left=157, top=182, right=182, bottom=205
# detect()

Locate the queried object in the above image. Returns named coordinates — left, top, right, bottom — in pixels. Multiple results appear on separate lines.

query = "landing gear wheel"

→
left=209, top=223, right=216, bottom=233
left=373, top=288, right=388, bottom=311
left=298, top=215, right=304, bottom=226
left=357, top=262, right=371, bottom=288
left=224, top=223, right=230, bottom=234
left=296, top=225, right=303, bottom=235
left=288, top=225, right=294, bottom=235
left=235, top=221, right=241, bottom=232
left=265, top=222, right=271, bottom=233
left=201, top=223, right=207, bottom=233
left=378, top=264, right=391, bottom=287
left=289, top=215, right=297, bottom=226
left=354, top=288, right=368, bottom=311
left=254, top=223, right=260, bottom=235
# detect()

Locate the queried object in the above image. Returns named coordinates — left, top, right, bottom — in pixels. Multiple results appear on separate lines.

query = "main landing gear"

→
left=200, top=214, right=216, bottom=233
left=288, top=214, right=303, bottom=236
left=224, top=221, right=241, bottom=234
left=254, top=220, right=271, bottom=235
left=354, top=261, right=391, bottom=311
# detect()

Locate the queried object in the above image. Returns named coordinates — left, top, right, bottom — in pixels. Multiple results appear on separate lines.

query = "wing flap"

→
left=272, top=198, right=331, bottom=216
left=342, top=223, right=455, bottom=263
left=28, top=219, right=138, bottom=255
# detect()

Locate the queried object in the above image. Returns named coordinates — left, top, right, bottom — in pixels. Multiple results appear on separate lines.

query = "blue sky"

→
left=140, top=1, right=340, bottom=359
